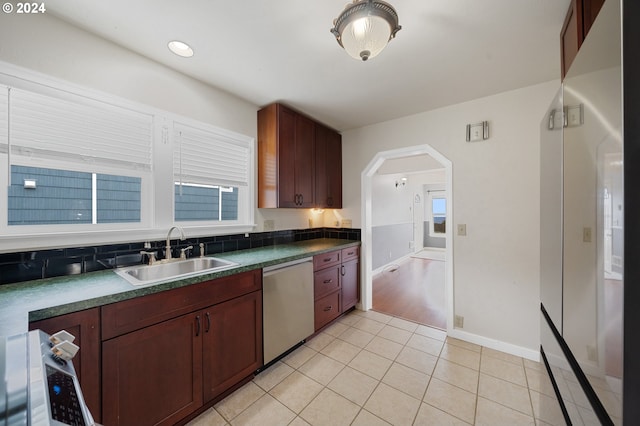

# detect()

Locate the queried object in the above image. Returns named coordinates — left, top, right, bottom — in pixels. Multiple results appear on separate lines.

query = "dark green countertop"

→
left=0, top=238, right=359, bottom=337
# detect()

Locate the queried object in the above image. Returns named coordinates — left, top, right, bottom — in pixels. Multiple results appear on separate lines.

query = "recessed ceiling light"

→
left=168, top=40, right=194, bottom=58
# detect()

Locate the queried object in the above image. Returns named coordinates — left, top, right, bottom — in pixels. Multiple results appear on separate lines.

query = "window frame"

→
left=0, top=61, right=256, bottom=253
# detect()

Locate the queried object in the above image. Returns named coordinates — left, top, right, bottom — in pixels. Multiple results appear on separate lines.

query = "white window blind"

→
left=173, top=122, right=250, bottom=187
left=0, top=85, right=8, bottom=155
left=8, top=88, right=153, bottom=171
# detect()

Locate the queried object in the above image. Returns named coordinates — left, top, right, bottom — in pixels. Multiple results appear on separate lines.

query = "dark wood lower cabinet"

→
left=203, top=291, right=262, bottom=403
left=30, top=307, right=101, bottom=423
left=313, top=246, right=360, bottom=331
left=341, top=258, right=360, bottom=312
left=102, top=313, right=203, bottom=426
left=100, top=270, right=263, bottom=426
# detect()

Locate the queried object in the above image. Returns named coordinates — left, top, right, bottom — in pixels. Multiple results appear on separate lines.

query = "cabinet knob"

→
left=195, top=315, right=201, bottom=337
left=323, top=279, right=333, bottom=284
left=323, top=306, right=333, bottom=312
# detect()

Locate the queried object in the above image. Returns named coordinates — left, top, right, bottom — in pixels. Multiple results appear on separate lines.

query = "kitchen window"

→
left=0, top=63, right=255, bottom=251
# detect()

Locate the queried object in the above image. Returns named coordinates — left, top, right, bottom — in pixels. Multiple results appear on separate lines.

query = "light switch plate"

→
left=468, top=123, right=484, bottom=141
left=466, top=121, right=489, bottom=142
left=565, top=104, right=583, bottom=127
left=457, top=224, right=467, bottom=236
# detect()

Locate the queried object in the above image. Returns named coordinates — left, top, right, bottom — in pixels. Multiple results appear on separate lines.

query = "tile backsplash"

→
left=0, top=227, right=361, bottom=285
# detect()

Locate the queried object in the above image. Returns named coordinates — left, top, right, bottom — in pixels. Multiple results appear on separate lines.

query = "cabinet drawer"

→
left=314, top=266, right=340, bottom=299
left=313, top=250, right=341, bottom=270
left=102, top=269, right=261, bottom=340
left=341, top=246, right=359, bottom=262
left=314, top=290, right=341, bottom=331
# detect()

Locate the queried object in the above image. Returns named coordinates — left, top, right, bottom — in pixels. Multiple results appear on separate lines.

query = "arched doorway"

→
left=360, top=144, right=454, bottom=332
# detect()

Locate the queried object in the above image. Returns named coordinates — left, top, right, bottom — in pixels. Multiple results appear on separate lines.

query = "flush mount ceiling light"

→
left=330, top=0, right=401, bottom=61
left=167, top=40, right=194, bottom=58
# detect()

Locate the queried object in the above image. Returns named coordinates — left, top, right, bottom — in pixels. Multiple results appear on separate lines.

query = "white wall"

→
left=372, top=174, right=412, bottom=226
left=342, top=81, right=559, bottom=352
left=0, top=12, right=311, bottom=235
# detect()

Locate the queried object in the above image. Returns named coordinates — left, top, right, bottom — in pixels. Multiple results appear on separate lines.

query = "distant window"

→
left=8, top=166, right=141, bottom=225
left=430, top=196, right=446, bottom=237
left=174, top=183, right=238, bottom=222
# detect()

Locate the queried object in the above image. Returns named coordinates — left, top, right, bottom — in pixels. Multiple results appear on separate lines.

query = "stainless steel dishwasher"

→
left=263, top=257, right=314, bottom=365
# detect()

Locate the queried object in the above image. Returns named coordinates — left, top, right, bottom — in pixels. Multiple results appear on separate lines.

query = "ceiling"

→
left=44, top=0, right=569, bottom=132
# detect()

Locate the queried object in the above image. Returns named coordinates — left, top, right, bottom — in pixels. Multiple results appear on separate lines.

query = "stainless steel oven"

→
left=1, top=330, right=95, bottom=425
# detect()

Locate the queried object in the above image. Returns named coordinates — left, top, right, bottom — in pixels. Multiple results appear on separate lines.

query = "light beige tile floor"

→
left=188, top=310, right=566, bottom=426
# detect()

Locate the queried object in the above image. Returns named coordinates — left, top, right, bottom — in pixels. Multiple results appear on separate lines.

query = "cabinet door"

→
left=276, top=105, right=298, bottom=207
left=294, top=114, right=315, bottom=207
left=582, top=0, right=605, bottom=39
left=102, top=313, right=203, bottom=426
left=561, top=0, right=582, bottom=79
left=30, top=308, right=101, bottom=423
left=341, top=258, right=360, bottom=312
left=325, top=129, right=342, bottom=208
left=313, top=250, right=341, bottom=270
left=315, top=124, right=342, bottom=208
left=315, top=290, right=341, bottom=331
left=314, top=266, right=341, bottom=300
left=203, top=291, right=262, bottom=403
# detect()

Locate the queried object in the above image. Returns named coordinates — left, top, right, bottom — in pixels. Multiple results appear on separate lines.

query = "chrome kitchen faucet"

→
left=165, top=226, right=186, bottom=261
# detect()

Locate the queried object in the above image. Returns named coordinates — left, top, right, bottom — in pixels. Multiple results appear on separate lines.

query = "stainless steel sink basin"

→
left=116, top=257, right=238, bottom=286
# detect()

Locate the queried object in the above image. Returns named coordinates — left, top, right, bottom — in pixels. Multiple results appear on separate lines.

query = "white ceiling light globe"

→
left=341, top=15, right=392, bottom=61
left=330, top=0, right=401, bottom=62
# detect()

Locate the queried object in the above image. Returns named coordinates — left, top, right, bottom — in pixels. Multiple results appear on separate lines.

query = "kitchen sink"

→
left=116, top=257, right=238, bottom=286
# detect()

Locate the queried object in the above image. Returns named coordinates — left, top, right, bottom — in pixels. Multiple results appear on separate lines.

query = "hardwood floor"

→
left=372, top=256, right=446, bottom=329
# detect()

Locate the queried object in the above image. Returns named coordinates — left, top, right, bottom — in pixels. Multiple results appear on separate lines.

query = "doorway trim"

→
left=360, top=144, right=454, bottom=332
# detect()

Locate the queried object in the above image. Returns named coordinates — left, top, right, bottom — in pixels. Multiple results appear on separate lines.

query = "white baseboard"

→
left=448, top=329, right=540, bottom=362
left=372, top=253, right=413, bottom=275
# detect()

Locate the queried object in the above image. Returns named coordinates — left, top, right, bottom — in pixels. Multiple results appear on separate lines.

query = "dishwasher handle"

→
left=263, top=257, right=313, bottom=276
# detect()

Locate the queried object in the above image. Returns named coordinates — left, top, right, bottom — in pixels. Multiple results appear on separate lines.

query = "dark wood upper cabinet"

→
left=258, top=103, right=314, bottom=208
left=561, top=0, right=606, bottom=79
left=583, top=0, right=605, bottom=36
left=258, top=103, right=342, bottom=209
left=315, top=123, right=343, bottom=209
